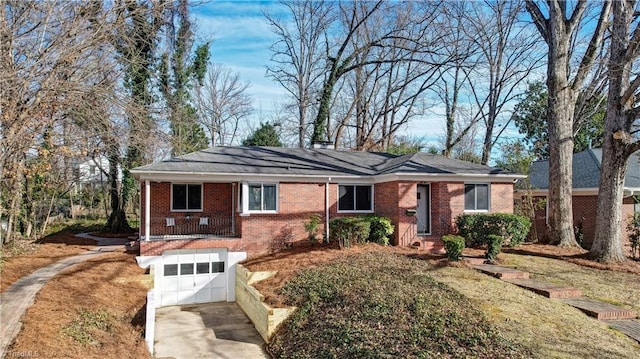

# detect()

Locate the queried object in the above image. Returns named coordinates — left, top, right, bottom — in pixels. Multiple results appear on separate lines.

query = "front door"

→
left=416, top=184, right=430, bottom=234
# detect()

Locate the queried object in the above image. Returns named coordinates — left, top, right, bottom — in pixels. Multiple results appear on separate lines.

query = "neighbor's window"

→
left=248, top=183, right=277, bottom=211
left=464, top=184, right=489, bottom=211
left=172, top=184, right=202, bottom=211
left=338, top=185, right=373, bottom=212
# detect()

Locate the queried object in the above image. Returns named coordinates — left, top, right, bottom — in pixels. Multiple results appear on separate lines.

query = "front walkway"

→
left=0, top=234, right=123, bottom=358
left=154, top=302, right=268, bottom=359
left=469, top=258, right=640, bottom=343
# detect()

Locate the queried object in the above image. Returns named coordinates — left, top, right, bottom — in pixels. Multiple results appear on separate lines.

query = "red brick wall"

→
left=238, top=182, right=326, bottom=253
left=374, top=181, right=417, bottom=246
left=491, top=183, right=514, bottom=213
left=531, top=194, right=634, bottom=250
left=140, top=180, right=516, bottom=257
left=140, top=182, right=234, bottom=236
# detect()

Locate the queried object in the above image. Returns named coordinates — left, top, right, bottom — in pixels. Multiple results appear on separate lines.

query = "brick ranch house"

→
left=131, top=146, right=523, bottom=307
left=523, top=148, right=640, bottom=249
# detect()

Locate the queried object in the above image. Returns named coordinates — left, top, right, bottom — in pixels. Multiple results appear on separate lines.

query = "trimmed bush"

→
left=455, top=213, right=531, bottom=247
left=485, top=234, right=503, bottom=262
left=330, top=217, right=371, bottom=248
left=365, top=215, right=394, bottom=246
left=329, top=215, right=395, bottom=248
left=442, top=235, right=465, bottom=261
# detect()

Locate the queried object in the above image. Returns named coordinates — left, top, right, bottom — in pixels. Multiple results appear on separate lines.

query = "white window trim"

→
left=170, top=183, right=204, bottom=212
left=337, top=184, right=375, bottom=213
left=241, top=182, right=279, bottom=214
left=464, top=183, right=490, bottom=212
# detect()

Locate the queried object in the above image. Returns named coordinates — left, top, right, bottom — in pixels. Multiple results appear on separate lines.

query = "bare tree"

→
left=525, top=0, right=611, bottom=247
left=0, top=1, right=126, bottom=242
left=195, top=63, right=253, bottom=146
left=336, top=44, right=441, bottom=151
left=464, top=0, right=544, bottom=165
left=591, top=0, right=640, bottom=262
left=310, top=1, right=448, bottom=144
left=265, top=0, right=330, bottom=147
left=434, top=2, right=480, bottom=158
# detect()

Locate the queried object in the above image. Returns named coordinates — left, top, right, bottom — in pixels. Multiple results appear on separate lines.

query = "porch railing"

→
left=148, top=215, right=235, bottom=238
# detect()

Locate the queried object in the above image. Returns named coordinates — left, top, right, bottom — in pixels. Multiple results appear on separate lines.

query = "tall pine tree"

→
left=159, top=0, right=209, bottom=156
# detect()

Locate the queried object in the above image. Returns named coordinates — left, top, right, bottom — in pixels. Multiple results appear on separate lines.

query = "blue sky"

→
left=193, top=1, right=287, bottom=124
left=191, top=0, right=526, bottom=154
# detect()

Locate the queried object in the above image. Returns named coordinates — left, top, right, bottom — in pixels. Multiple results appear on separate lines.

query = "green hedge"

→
left=485, top=234, right=503, bottom=262
left=329, top=215, right=395, bottom=248
left=442, top=235, right=465, bottom=261
left=455, top=213, right=531, bottom=247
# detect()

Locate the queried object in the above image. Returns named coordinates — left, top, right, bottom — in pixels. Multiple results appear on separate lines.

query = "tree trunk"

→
left=590, top=0, right=632, bottom=262
left=105, top=146, right=131, bottom=233
left=546, top=8, right=578, bottom=247
left=590, top=138, right=628, bottom=261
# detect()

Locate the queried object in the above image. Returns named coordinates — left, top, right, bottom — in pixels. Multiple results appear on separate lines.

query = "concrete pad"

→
left=154, top=302, right=268, bottom=359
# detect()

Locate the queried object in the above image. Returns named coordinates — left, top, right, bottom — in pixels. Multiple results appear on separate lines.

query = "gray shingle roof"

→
left=131, top=146, right=514, bottom=178
left=528, top=148, right=640, bottom=190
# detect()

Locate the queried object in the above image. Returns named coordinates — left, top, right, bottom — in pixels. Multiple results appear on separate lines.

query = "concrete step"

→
left=463, top=257, right=486, bottom=265
left=471, top=264, right=530, bottom=279
left=561, top=297, right=637, bottom=320
left=503, top=278, right=582, bottom=299
left=603, top=319, right=640, bottom=343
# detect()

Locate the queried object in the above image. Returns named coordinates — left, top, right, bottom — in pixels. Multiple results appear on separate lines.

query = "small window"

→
left=248, top=183, right=277, bottom=211
left=172, top=184, right=202, bottom=211
left=338, top=185, right=373, bottom=212
left=196, top=262, right=210, bottom=274
left=211, top=261, right=225, bottom=273
left=465, top=184, right=489, bottom=211
left=180, top=263, right=194, bottom=275
left=164, top=264, right=178, bottom=276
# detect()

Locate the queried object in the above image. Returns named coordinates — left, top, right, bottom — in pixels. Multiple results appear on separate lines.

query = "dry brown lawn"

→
left=7, top=250, right=151, bottom=359
left=1, top=234, right=96, bottom=293
left=245, top=242, right=640, bottom=358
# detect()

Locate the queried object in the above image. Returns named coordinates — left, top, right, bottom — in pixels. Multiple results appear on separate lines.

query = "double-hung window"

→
left=172, top=184, right=202, bottom=211
left=338, top=185, right=373, bottom=212
left=248, top=183, right=277, bottom=212
left=464, top=184, right=489, bottom=211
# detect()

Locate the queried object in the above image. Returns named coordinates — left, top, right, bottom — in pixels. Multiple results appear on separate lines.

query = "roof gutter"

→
left=130, top=170, right=525, bottom=184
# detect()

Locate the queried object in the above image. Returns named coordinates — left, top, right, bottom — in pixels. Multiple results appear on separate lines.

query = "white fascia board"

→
left=516, top=188, right=601, bottom=197
left=136, top=255, right=161, bottom=269
left=133, top=171, right=525, bottom=184
left=373, top=173, right=525, bottom=184
left=133, top=171, right=369, bottom=183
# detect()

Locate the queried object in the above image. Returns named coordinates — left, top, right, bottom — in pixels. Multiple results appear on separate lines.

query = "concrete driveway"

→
left=154, top=302, right=269, bottom=359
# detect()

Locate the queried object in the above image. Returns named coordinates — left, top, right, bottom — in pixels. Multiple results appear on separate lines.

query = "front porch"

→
left=143, top=215, right=236, bottom=240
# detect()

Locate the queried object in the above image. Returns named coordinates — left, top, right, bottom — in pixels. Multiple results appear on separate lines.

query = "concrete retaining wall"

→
left=235, top=264, right=296, bottom=342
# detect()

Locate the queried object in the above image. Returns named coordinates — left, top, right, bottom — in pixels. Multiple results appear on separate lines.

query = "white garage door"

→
left=160, top=249, right=227, bottom=307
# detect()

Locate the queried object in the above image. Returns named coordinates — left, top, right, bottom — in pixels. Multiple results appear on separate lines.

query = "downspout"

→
left=325, top=178, right=331, bottom=241
left=231, top=183, right=236, bottom=235
left=144, top=180, right=150, bottom=241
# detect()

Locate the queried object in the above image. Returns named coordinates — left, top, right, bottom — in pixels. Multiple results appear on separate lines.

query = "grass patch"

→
left=63, top=308, right=115, bottom=346
left=429, top=266, right=640, bottom=358
left=501, top=253, right=640, bottom=312
left=268, top=252, right=528, bottom=358
left=43, top=218, right=106, bottom=237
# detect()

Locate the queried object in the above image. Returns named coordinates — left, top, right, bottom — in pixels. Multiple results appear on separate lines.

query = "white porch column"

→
left=325, top=178, right=331, bottom=240
left=240, top=181, right=249, bottom=215
left=145, top=179, right=150, bottom=241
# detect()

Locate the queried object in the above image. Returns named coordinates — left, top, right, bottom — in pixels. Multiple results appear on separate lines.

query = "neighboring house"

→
left=525, top=148, right=640, bottom=248
left=131, top=146, right=522, bottom=307
left=73, top=156, right=122, bottom=189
